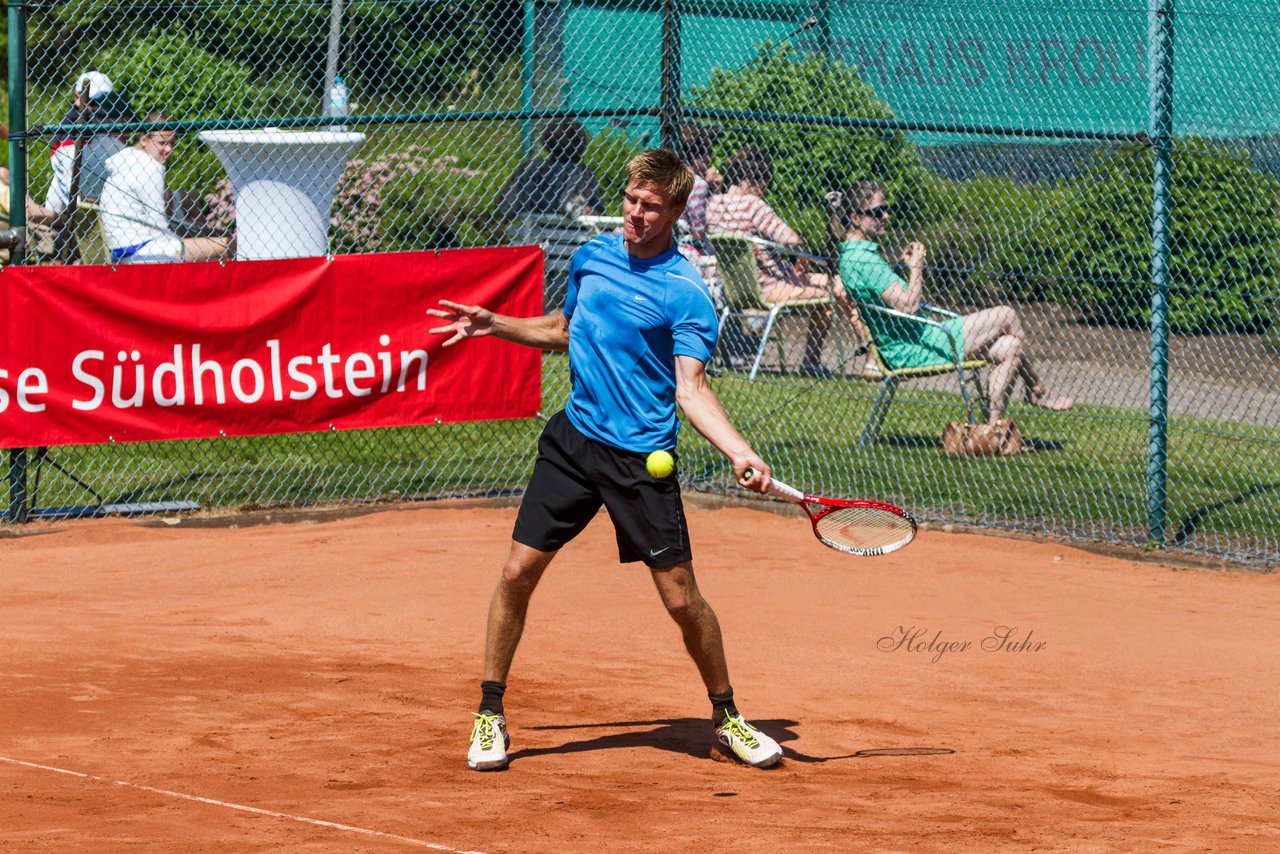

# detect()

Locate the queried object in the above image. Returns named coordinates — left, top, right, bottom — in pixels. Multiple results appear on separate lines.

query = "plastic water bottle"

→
left=326, top=76, right=349, bottom=129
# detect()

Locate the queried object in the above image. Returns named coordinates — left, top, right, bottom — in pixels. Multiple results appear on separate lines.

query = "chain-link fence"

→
left=3, top=0, right=1278, bottom=567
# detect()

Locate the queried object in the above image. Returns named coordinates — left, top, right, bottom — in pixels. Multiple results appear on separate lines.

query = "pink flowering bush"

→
left=328, top=145, right=434, bottom=252
left=204, top=179, right=237, bottom=233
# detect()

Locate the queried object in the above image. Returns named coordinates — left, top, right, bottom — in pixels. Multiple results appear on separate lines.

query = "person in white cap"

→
left=28, top=71, right=132, bottom=229
left=76, top=71, right=113, bottom=101
left=51, top=73, right=132, bottom=209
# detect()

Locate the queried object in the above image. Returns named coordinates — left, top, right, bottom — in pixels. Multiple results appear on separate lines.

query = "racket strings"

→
left=814, top=505, right=915, bottom=556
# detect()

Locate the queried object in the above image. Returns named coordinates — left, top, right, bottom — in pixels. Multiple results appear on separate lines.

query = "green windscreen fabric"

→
left=563, top=0, right=1280, bottom=138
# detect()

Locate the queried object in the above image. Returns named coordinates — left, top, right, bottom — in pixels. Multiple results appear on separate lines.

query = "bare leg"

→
left=182, top=236, right=233, bottom=262
left=960, top=305, right=1023, bottom=355
left=650, top=562, right=730, bottom=695
left=763, top=277, right=831, bottom=369
left=800, top=312, right=831, bottom=369
left=983, top=334, right=1024, bottom=422
left=960, top=305, right=1071, bottom=414
left=482, top=541, right=557, bottom=683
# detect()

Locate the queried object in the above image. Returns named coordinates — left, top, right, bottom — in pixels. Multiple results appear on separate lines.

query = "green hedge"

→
left=916, top=173, right=1071, bottom=304
left=990, top=139, right=1280, bottom=332
left=94, top=26, right=297, bottom=123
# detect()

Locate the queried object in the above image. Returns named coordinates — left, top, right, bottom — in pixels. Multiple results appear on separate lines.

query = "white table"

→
left=197, top=128, right=366, bottom=260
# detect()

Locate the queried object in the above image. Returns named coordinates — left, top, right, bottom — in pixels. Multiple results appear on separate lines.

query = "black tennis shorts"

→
left=513, top=410, right=692, bottom=569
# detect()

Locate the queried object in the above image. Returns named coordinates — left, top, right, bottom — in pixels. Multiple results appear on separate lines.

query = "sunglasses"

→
left=860, top=205, right=891, bottom=219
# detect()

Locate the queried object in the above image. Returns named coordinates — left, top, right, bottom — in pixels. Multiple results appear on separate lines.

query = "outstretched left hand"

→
left=427, top=299, right=495, bottom=347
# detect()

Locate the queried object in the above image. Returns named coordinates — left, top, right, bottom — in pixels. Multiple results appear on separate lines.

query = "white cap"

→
left=76, top=71, right=114, bottom=101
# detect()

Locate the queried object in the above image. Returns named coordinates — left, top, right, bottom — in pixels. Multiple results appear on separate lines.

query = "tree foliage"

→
left=28, top=1, right=500, bottom=105
left=94, top=27, right=296, bottom=122
left=687, top=45, right=939, bottom=249
left=996, top=139, right=1280, bottom=332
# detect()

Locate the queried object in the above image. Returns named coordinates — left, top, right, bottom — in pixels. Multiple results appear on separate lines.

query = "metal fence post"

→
left=1146, top=0, right=1175, bottom=548
left=520, top=0, right=537, bottom=157
left=323, top=0, right=345, bottom=112
left=7, top=0, right=30, bottom=524
left=659, top=0, right=682, bottom=150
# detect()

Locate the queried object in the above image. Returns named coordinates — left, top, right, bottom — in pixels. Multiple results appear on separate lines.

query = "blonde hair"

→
left=625, top=148, right=693, bottom=207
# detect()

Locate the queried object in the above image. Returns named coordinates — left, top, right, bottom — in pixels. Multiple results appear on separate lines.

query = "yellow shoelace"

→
left=472, top=712, right=500, bottom=750
left=720, top=715, right=759, bottom=748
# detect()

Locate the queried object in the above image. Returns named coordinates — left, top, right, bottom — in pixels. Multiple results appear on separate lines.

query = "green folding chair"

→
left=853, top=300, right=989, bottom=445
left=709, top=231, right=837, bottom=380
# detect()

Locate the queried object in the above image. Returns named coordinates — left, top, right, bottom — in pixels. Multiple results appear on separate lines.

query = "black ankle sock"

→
left=709, top=688, right=738, bottom=722
left=479, top=680, right=506, bottom=715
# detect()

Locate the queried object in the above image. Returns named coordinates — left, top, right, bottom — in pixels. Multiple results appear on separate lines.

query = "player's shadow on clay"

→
left=512, top=718, right=954, bottom=766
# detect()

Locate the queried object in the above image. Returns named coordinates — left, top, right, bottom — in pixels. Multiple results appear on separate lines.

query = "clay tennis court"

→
left=2, top=499, right=1277, bottom=852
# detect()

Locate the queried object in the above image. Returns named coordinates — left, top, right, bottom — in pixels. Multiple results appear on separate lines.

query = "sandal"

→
left=1026, top=385, right=1074, bottom=411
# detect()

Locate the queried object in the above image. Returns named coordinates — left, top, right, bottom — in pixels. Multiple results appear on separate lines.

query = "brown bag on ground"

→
left=941, top=419, right=1023, bottom=457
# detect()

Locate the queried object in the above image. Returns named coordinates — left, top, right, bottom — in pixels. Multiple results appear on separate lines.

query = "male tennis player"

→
left=429, top=148, right=783, bottom=771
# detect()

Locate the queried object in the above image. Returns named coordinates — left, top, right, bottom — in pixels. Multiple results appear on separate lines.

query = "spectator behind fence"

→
left=14, top=77, right=130, bottom=262
left=0, top=157, right=11, bottom=263
left=678, top=123, right=723, bottom=247
left=495, top=119, right=604, bottom=223
left=834, top=180, right=1073, bottom=423
left=707, top=146, right=856, bottom=375
left=100, top=113, right=233, bottom=264
left=674, top=123, right=724, bottom=294
left=26, top=75, right=135, bottom=242
left=0, top=126, right=11, bottom=235
left=0, top=128, right=41, bottom=225
left=0, top=175, right=45, bottom=235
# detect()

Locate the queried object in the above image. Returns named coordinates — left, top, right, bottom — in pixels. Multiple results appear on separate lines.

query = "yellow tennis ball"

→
left=646, top=450, right=675, bottom=479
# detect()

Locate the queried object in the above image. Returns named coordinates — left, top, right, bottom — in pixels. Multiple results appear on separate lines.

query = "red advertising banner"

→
left=0, top=247, right=543, bottom=448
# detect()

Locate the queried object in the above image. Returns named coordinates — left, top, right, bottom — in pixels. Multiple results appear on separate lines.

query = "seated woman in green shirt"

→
left=833, top=181, right=1072, bottom=423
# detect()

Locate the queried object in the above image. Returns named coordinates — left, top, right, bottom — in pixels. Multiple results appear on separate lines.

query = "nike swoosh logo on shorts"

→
left=649, top=547, right=669, bottom=556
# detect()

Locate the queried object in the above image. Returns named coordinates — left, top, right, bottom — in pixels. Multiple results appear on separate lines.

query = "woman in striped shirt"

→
left=707, top=147, right=853, bottom=375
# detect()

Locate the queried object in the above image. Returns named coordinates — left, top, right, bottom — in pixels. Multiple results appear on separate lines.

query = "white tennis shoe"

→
left=715, top=713, right=782, bottom=768
left=467, top=712, right=510, bottom=771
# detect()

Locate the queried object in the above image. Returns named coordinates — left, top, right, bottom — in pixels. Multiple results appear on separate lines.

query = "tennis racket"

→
left=742, top=469, right=917, bottom=556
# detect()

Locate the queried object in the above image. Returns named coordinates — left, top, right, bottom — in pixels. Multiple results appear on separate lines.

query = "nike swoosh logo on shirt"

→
left=649, top=547, right=669, bottom=557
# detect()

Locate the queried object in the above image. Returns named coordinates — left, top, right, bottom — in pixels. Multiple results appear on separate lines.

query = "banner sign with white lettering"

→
left=0, top=247, right=544, bottom=448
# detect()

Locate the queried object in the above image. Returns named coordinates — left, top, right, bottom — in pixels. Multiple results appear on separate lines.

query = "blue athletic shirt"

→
left=562, top=233, right=718, bottom=453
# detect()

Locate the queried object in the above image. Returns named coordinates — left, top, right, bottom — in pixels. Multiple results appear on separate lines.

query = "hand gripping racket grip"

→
left=741, top=467, right=806, bottom=501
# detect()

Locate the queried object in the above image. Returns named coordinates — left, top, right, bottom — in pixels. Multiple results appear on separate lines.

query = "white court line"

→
left=0, top=755, right=486, bottom=854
